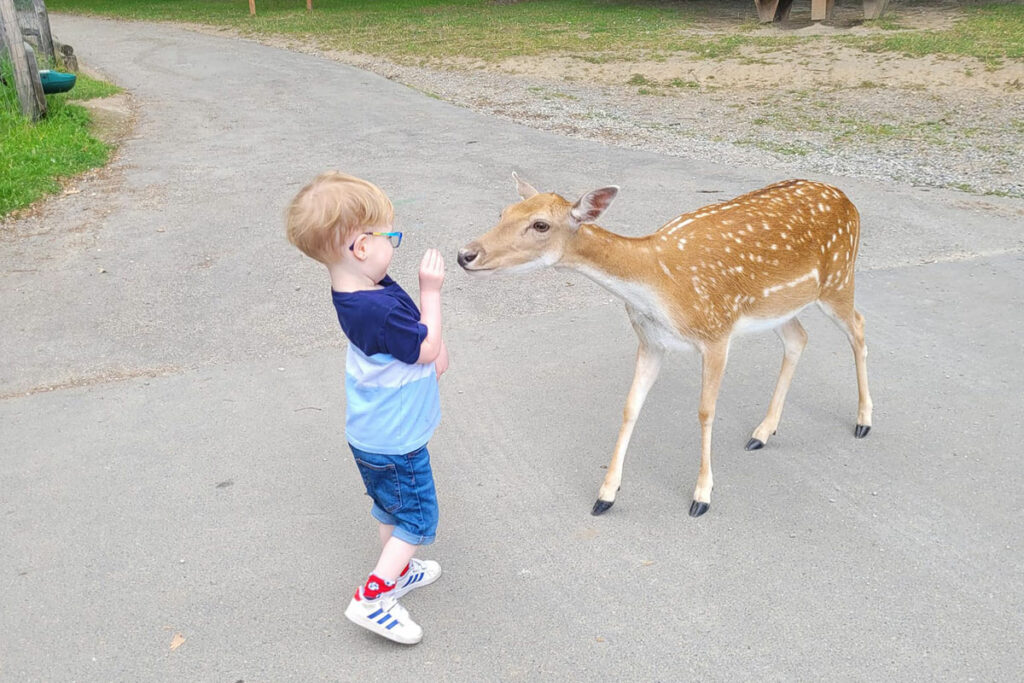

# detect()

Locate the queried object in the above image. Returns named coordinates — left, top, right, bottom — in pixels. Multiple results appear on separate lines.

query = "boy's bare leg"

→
left=378, top=523, right=394, bottom=547
left=372, top=535, right=417, bottom=583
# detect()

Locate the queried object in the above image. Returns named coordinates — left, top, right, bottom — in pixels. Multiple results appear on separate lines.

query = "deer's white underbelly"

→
left=732, top=305, right=809, bottom=336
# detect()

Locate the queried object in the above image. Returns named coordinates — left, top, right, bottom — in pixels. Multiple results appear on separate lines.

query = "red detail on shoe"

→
left=399, top=563, right=410, bottom=578
left=362, top=573, right=396, bottom=600
left=353, top=588, right=361, bottom=602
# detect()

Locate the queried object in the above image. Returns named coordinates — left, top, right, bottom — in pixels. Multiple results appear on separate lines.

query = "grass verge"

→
left=842, top=3, right=1024, bottom=65
left=1, top=67, right=120, bottom=217
left=46, top=0, right=1024, bottom=64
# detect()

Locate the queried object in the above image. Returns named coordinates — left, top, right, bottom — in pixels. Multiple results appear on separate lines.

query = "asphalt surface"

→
left=1, top=15, right=1022, bottom=681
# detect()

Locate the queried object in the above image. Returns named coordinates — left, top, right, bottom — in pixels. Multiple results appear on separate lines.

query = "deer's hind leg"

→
left=818, top=288, right=873, bottom=437
left=746, top=317, right=808, bottom=451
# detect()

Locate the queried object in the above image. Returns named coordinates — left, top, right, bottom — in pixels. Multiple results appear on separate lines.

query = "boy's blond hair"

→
left=286, top=171, right=395, bottom=263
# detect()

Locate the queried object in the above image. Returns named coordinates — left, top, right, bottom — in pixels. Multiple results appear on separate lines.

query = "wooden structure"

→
left=755, top=0, right=889, bottom=22
left=0, top=0, right=46, bottom=120
left=248, top=0, right=313, bottom=16
left=16, top=0, right=54, bottom=62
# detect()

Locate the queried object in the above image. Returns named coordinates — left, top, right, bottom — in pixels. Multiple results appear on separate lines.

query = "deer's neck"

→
left=561, top=223, right=698, bottom=347
left=561, top=223, right=666, bottom=291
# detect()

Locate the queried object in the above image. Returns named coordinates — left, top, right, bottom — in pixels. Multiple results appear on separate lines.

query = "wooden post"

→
left=0, top=0, right=46, bottom=120
left=753, top=0, right=794, bottom=23
left=306, top=0, right=311, bottom=11
left=775, top=0, right=793, bottom=22
left=248, top=0, right=255, bottom=16
left=31, top=0, right=53, bottom=62
left=54, top=38, right=77, bottom=71
left=22, top=39, right=45, bottom=113
left=811, top=0, right=835, bottom=21
left=863, top=0, right=889, bottom=20
left=753, top=0, right=780, bottom=23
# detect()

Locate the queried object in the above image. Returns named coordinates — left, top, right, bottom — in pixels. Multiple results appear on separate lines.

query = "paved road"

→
left=2, top=15, right=1022, bottom=681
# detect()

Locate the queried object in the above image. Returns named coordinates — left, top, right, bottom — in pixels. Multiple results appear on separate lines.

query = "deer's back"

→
left=653, top=180, right=860, bottom=340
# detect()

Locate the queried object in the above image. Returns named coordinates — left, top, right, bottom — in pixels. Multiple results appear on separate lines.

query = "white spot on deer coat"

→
left=762, top=269, right=820, bottom=298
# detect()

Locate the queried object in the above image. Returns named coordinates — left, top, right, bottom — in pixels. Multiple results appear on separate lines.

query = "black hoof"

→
left=689, top=500, right=710, bottom=517
left=592, top=499, right=614, bottom=516
left=855, top=424, right=871, bottom=438
left=745, top=438, right=765, bottom=451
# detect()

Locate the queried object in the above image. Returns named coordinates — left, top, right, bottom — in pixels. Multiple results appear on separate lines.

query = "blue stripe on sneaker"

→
left=386, top=619, right=399, bottom=630
left=377, top=613, right=392, bottom=624
left=367, top=609, right=383, bottom=619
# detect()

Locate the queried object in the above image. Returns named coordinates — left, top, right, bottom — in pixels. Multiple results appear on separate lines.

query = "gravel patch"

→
left=141, top=15, right=1024, bottom=200
left=334, top=54, right=1024, bottom=198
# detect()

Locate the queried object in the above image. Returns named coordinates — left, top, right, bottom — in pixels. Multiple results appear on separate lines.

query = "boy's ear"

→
left=349, top=233, right=369, bottom=260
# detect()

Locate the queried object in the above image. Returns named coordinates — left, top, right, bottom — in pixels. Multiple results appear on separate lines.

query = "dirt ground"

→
left=47, top=1, right=1024, bottom=201
left=174, top=1, right=1021, bottom=197
left=408, top=2, right=1021, bottom=94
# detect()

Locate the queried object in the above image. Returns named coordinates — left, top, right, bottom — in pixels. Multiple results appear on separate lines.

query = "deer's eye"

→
left=532, top=221, right=550, bottom=233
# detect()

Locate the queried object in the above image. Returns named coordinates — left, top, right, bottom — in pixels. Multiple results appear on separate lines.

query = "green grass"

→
left=48, top=0, right=700, bottom=60
left=738, top=139, right=811, bottom=157
left=67, top=73, right=122, bottom=100
left=1, top=68, right=118, bottom=217
left=45, top=0, right=1024, bottom=65
left=45, top=0, right=812, bottom=62
left=843, top=3, right=1024, bottom=65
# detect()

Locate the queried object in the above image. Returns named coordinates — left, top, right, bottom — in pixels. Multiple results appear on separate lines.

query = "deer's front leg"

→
left=592, top=343, right=664, bottom=515
left=691, top=341, right=729, bottom=518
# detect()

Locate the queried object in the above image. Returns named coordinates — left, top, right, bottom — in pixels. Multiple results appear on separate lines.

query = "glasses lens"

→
left=390, top=233, right=402, bottom=248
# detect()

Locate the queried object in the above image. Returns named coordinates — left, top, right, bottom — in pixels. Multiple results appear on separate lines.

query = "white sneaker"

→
left=391, top=558, right=442, bottom=600
left=344, top=591, right=422, bottom=645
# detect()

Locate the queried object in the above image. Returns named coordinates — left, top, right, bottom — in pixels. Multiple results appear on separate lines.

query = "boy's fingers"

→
left=419, top=249, right=445, bottom=280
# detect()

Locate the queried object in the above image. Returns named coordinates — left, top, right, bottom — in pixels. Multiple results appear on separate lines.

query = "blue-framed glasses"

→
left=349, top=231, right=403, bottom=251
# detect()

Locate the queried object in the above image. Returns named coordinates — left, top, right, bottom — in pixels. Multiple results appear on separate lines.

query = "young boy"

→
left=286, top=171, right=448, bottom=645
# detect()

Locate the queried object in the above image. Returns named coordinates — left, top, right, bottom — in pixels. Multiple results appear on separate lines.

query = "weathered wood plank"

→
left=753, top=0, right=780, bottom=23
left=811, top=0, right=835, bottom=21
left=0, top=0, right=46, bottom=120
left=754, top=0, right=796, bottom=23
left=23, top=39, right=45, bottom=113
left=863, top=0, right=889, bottom=20
left=31, top=0, right=53, bottom=61
left=775, top=0, right=794, bottom=22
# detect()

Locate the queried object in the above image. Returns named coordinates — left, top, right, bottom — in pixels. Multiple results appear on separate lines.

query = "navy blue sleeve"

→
left=379, top=304, right=428, bottom=364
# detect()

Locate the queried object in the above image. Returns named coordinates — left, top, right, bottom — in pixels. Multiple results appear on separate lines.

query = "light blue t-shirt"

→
left=332, top=276, right=441, bottom=454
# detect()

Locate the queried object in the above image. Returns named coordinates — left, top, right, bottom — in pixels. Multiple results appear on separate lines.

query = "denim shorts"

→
left=349, top=443, right=438, bottom=546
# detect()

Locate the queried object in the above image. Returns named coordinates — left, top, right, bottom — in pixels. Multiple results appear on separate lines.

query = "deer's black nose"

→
left=457, top=248, right=478, bottom=268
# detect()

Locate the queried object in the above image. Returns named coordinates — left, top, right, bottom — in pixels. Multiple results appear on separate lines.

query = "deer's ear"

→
left=570, top=186, right=619, bottom=228
left=512, top=172, right=539, bottom=200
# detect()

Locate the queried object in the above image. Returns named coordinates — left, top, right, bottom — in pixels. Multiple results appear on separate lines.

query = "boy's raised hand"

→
left=419, top=248, right=445, bottom=294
